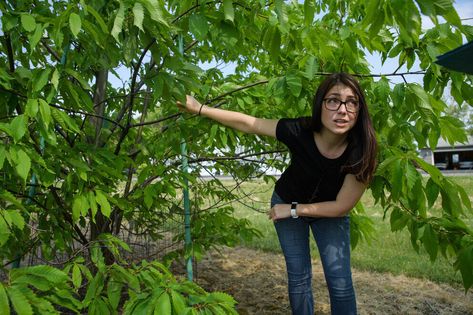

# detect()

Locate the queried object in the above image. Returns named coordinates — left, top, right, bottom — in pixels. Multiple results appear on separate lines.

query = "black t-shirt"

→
left=274, top=118, right=350, bottom=204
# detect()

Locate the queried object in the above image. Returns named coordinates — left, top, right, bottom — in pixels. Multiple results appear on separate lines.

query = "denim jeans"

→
left=271, top=191, right=357, bottom=315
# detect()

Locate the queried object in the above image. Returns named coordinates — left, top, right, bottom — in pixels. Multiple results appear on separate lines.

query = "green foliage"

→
left=1, top=0, right=473, bottom=304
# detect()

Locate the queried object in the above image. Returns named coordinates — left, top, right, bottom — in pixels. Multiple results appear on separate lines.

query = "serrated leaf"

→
left=304, top=0, right=315, bottom=26
left=154, top=292, right=171, bottom=315
left=72, top=264, right=82, bottom=289
left=189, top=14, right=208, bottom=41
left=95, top=190, right=111, bottom=218
left=25, top=99, right=39, bottom=118
left=420, top=224, right=438, bottom=261
left=223, top=0, right=234, bottom=22
left=111, top=2, right=126, bottom=42
left=86, top=5, right=108, bottom=33
left=0, top=146, right=5, bottom=170
left=139, top=0, right=168, bottom=26
left=0, top=283, right=10, bottom=315
left=425, top=178, right=440, bottom=208
left=285, top=72, right=302, bottom=97
left=64, top=68, right=91, bottom=90
left=10, top=115, right=27, bottom=143
left=88, top=191, right=98, bottom=221
left=69, top=13, right=81, bottom=37
left=38, top=99, right=51, bottom=129
left=51, top=69, right=59, bottom=90
left=455, top=245, right=473, bottom=291
left=29, top=24, right=43, bottom=51
left=170, top=291, right=186, bottom=314
left=7, top=286, right=33, bottom=315
left=8, top=210, right=25, bottom=230
left=72, top=194, right=84, bottom=222
left=304, top=55, right=318, bottom=80
left=33, top=68, right=51, bottom=92
left=133, top=3, right=145, bottom=31
left=15, top=149, right=31, bottom=184
left=21, top=14, right=36, bottom=32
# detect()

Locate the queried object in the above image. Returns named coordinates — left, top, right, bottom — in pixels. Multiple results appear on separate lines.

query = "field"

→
left=192, top=176, right=473, bottom=314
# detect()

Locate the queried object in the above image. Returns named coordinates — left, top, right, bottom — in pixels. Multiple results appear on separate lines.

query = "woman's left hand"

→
left=268, top=204, right=291, bottom=221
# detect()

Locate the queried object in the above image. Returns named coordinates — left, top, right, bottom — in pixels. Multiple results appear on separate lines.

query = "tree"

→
left=1, top=0, right=473, bottom=311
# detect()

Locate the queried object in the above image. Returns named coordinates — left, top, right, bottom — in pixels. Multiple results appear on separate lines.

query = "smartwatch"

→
left=291, top=202, right=298, bottom=218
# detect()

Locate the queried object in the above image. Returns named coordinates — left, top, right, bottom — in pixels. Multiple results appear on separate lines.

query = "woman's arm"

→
left=269, top=174, right=366, bottom=220
left=177, top=95, right=279, bottom=138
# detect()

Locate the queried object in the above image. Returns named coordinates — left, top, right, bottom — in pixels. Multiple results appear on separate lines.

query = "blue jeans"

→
left=271, top=191, right=356, bottom=315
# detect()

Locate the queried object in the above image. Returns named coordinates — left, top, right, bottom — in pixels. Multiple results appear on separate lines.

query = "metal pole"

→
left=178, top=35, right=193, bottom=281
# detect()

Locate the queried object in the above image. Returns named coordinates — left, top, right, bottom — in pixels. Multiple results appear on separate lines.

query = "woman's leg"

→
left=310, top=216, right=357, bottom=315
left=272, top=192, right=313, bottom=315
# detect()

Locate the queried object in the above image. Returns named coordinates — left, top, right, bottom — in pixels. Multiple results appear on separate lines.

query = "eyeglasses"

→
left=323, top=98, right=360, bottom=113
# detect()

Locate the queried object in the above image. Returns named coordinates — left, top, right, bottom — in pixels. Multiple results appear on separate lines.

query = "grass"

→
left=224, top=176, right=473, bottom=288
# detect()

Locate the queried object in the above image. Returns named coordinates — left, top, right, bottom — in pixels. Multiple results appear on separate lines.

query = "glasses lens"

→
left=346, top=100, right=359, bottom=113
left=325, top=98, right=341, bottom=110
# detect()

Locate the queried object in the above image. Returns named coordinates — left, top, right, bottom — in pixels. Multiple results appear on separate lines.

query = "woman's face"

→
left=320, top=83, right=359, bottom=136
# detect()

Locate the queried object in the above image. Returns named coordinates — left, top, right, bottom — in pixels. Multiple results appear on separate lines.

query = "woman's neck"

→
left=314, top=130, right=348, bottom=159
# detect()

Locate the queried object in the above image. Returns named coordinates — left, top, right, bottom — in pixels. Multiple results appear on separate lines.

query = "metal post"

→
left=178, top=35, right=193, bottom=281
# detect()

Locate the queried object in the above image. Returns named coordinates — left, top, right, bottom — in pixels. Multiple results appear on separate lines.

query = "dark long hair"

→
left=303, top=73, right=377, bottom=184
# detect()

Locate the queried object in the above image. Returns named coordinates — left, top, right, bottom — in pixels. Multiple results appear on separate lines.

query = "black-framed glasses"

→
left=323, top=98, right=360, bottom=113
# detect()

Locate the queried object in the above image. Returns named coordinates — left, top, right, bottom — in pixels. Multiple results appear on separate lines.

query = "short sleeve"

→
left=276, top=118, right=302, bottom=150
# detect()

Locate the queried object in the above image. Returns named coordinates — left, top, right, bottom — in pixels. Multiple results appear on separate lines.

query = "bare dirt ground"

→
left=193, top=246, right=473, bottom=315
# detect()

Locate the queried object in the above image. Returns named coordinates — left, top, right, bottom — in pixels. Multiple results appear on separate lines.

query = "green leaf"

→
left=14, top=149, right=31, bottom=184
left=303, top=0, right=315, bottom=26
left=95, top=190, right=111, bottom=218
left=303, top=55, right=318, bottom=80
left=21, top=14, right=36, bottom=32
left=88, top=191, right=98, bottom=220
left=420, top=224, right=438, bottom=261
left=262, top=26, right=281, bottom=61
left=7, top=286, right=33, bottom=315
left=107, top=280, right=123, bottom=310
left=139, top=0, right=168, bottom=26
left=425, top=178, right=440, bottom=208
left=111, top=2, right=126, bottom=42
left=133, top=3, right=145, bottom=31
left=455, top=245, right=473, bottom=291
left=154, top=292, right=171, bottom=315
left=285, top=72, right=302, bottom=97
left=189, top=14, right=208, bottom=41
left=69, top=13, right=81, bottom=37
left=38, top=99, right=51, bottom=129
left=170, top=291, right=186, bottom=314
left=390, top=207, right=409, bottom=232
left=51, top=69, right=59, bottom=90
left=86, top=5, right=108, bottom=34
left=72, top=194, right=85, bottom=222
left=83, top=273, right=105, bottom=306
left=72, top=264, right=82, bottom=289
left=10, top=115, right=27, bottom=143
left=33, top=68, right=51, bottom=92
left=0, top=146, right=5, bottom=170
left=25, top=99, right=38, bottom=118
left=64, top=68, right=91, bottom=90
left=29, top=24, right=44, bottom=51
left=223, top=0, right=234, bottom=22
left=0, top=283, right=10, bottom=315
left=8, top=210, right=25, bottom=230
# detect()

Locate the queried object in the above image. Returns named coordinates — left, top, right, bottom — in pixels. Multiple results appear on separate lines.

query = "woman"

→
left=178, top=72, right=377, bottom=315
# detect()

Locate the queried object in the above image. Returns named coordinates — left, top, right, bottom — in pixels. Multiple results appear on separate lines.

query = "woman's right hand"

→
left=176, top=95, right=203, bottom=115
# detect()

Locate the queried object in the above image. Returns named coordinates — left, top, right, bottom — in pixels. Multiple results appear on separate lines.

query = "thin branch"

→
left=41, top=39, right=61, bottom=62
left=49, top=103, right=125, bottom=130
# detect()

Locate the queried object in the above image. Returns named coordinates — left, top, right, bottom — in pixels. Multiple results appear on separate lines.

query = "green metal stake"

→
left=178, top=35, right=193, bottom=281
